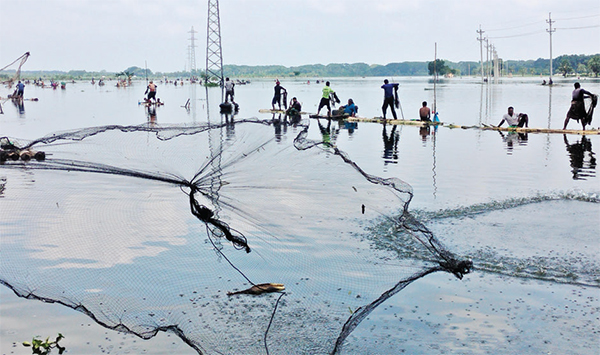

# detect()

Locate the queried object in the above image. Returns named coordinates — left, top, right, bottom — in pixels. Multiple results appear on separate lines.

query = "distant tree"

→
left=428, top=59, right=451, bottom=76
left=576, top=63, right=588, bottom=75
left=588, top=55, right=600, bottom=77
left=558, top=59, right=573, bottom=77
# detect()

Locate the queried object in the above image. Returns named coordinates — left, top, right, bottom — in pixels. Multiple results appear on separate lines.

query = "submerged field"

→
left=1, top=77, right=599, bottom=354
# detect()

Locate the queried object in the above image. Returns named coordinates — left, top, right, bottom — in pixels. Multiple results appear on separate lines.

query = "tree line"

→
left=5, top=54, right=598, bottom=81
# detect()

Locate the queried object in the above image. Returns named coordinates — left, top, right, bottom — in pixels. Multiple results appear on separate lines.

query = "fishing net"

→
left=0, top=117, right=470, bottom=354
left=0, top=52, right=29, bottom=88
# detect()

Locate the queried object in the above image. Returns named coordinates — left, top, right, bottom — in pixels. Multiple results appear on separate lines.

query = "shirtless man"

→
left=419, top=101, right=431, bottom=121
left=145, top=81, right=157, bottom=102
left=563, top=82, right=595, bottom=130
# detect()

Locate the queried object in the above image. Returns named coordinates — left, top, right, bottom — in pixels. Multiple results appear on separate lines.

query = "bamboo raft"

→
left=258, top=109, right=308, bottom=114
left=0, top=148, right=46, bottom=162
left=344, top=117, right=599, bottom=135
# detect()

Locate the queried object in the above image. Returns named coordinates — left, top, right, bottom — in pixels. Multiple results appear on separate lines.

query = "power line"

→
left=488, top=30, right=545, bottom=39
left=486, top=20, right=544, bottom=32
left=556, top=24, right=600, bottom=30
left=554, top=13, right=600, bottom=21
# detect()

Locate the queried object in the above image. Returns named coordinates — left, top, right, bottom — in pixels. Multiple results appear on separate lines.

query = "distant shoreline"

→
left=2, top=54, right=598, bottom=80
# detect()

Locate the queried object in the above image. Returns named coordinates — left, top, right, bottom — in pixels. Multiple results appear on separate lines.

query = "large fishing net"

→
left=0, top=116, right=471, bottom=354
left=0, top=52, right=29, bottom=88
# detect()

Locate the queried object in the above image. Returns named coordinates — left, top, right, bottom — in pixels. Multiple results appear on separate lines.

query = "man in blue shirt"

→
left=343, top=98, right=357, bottom=116
left=381, top=79, right=398, bottom=120
left=16, top=81, right=25, bottom=97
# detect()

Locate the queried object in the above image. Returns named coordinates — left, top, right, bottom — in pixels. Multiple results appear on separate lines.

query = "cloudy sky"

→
left=1, top=0, right=598, bottom=72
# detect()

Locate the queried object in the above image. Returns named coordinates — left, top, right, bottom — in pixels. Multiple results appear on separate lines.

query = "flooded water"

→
left=1, top=77, right=599, bottom=355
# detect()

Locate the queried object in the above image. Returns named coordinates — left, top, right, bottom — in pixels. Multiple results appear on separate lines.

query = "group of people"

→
left=495, top=82, right=596, bottom=131
left=145, top=76, right=597, bottom=131
left=270, top=79, right=440, bottom=122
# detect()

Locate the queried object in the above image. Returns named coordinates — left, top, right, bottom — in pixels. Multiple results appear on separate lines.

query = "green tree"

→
left=428, top=59, right=450, bottom=76
left=576, top=63, right=588, bottom=75
left=558, top=59, right=573, bottom=77
left=588, top=55, right=600, bottom=77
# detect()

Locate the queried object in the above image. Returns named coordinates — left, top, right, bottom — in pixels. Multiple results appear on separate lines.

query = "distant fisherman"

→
left=224, top=77, right=235, bottom=103
left=272, top=80, right=287, bottom=110
left=381, top=79, right=399, bottom=120
left=316, top=81, right=336, bottom=117
left=15, top=80, right=25, bottom=97
left=563, top=82, right=596, bottom=131
left=145, top=81, right=157, bottom=102
left=419, top=101, right=431, bottom=121
left=497, top=106, right=528, bottom=128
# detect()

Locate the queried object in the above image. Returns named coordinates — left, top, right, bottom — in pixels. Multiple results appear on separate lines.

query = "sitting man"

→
left=419, top=101, right=431, bottom=121
left=286, top=97, right=302, bottom=116
left=497, top=106, right=528, bottom=128
left=333, top=98, right=358, bottom=117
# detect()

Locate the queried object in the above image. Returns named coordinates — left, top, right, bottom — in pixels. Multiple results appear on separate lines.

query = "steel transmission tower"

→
left=188, top=26, right=198, bottom=80
left=206, top=0, right=223, bottom=85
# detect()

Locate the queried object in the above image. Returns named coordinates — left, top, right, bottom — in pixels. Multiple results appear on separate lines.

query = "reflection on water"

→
left=317, top=118, right=340, bottom=147
left=223, top=112, right=236, bottom=140
left=382, top=123, right=399, bottom=165
left=12, top=98, right=25, bottom=115
left=273, top=113, right=286, bottom=142
left=146, top=105, right=157, bottom=126
left=564, top=134, right=596, bottom=180
left=419, top=124, right=431, bottom=143
left=498, top=131, right=528, bottom=154
left=1, top=78, right=599, bottom=355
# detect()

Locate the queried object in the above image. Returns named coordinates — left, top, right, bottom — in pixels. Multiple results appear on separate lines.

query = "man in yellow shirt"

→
left=316, top=81, right=336, bottom=117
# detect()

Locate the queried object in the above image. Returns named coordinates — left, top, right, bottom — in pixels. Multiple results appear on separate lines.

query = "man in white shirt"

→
left=497, top=106, right=528, bottom=128
left=224, top=77, right=235, bottom=103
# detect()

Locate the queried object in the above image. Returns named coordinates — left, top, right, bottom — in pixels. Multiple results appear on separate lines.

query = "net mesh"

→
left=0, top=118, right=470, bottom=354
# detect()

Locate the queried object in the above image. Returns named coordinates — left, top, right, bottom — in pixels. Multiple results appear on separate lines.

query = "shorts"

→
left=318, top=97, right=330, bottom=111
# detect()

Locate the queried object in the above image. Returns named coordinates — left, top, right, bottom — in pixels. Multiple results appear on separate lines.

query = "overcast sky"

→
left=1, top=0, right=599, bottom=72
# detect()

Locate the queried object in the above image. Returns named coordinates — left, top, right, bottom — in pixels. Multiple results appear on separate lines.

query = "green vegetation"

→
left=588, top=55, right=600, bottom=76
left=558, top=59, right=573, bottom=77
left=7, top=54, right=599, bottom=80
left=428, top=59, right=458, bottom=76
left=23, top=333, right=65, bottom=355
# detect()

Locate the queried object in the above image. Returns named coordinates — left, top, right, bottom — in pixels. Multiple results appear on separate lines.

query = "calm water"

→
left=1, top=77, right=599, bottom=354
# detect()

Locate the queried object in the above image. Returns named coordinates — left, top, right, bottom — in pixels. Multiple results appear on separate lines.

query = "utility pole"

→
left=546, top=12, right=556, bottom=82
left=477, top=25, right=485, bottom=82
left=485, top=37, right=490, bottom=82
left=188, top=26, right=198, bottom=81
left=493, top=45, right=499, bottom=83
left=206, top=0, right=224, bottom=86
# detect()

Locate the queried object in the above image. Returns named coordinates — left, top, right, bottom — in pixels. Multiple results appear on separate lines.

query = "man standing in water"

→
left=497, top=106, right=529, bottom=128
left=316, top=81, right=336, bottom=117
left=563, top=82, right=596, bottom=131
left=16, top=81, right=25, bottom=97
left=224, top=77, right=235, bottom=103
left=419, top=101, right=431, bottom=121
left=272, top=80, right=286, bottom=111
left=145, top=81, right=157, bottom=102
left=381, top=79, right=399, bottom=120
